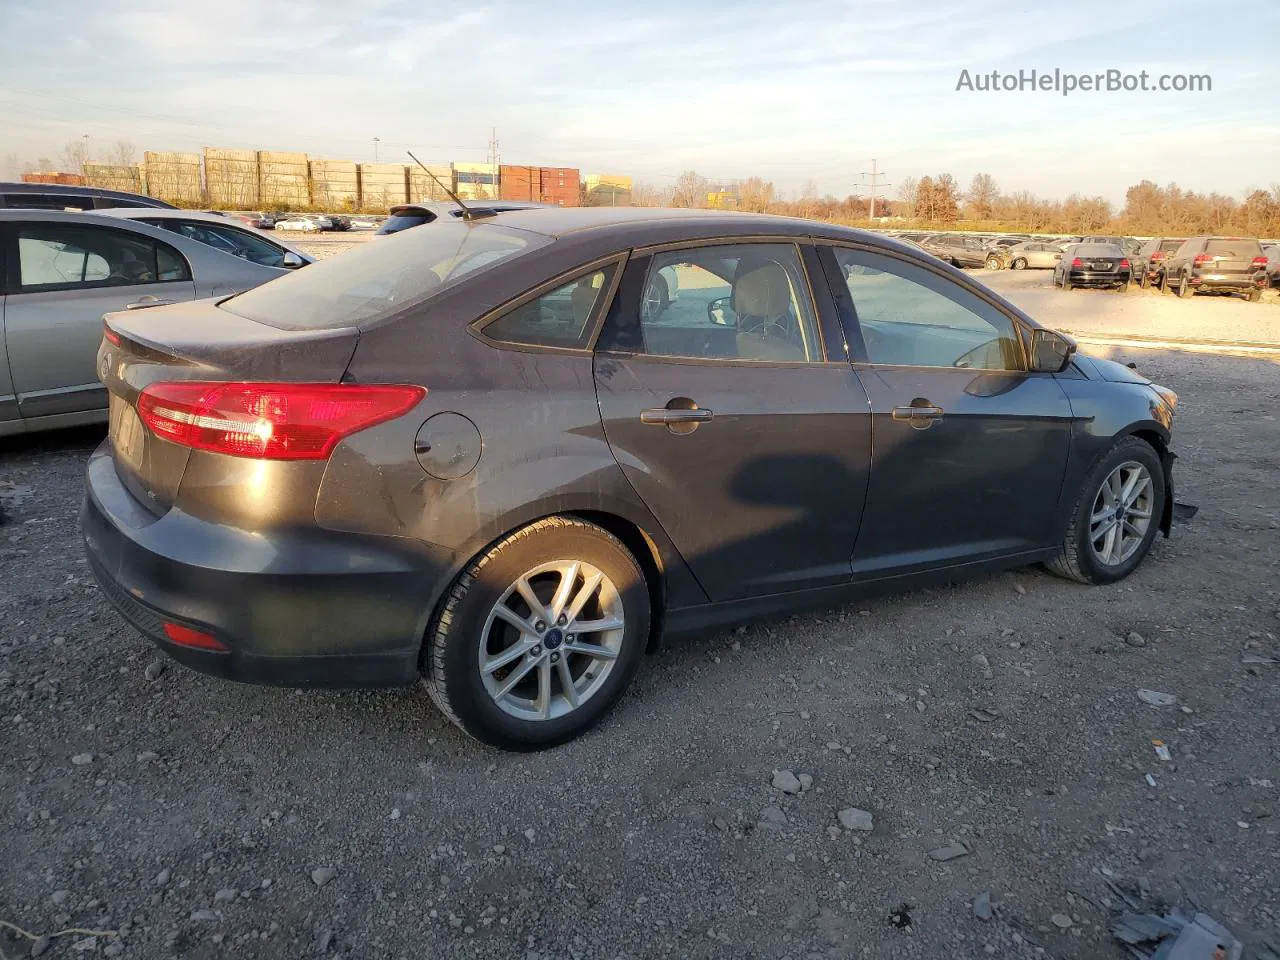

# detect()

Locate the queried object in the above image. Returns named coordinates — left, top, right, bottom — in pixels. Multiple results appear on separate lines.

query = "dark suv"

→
left=0, top=182, right=176, bottom=211
left=1160, top=237, right=1269, bottom=301
left=1132, top=237, right=1186, bottom=288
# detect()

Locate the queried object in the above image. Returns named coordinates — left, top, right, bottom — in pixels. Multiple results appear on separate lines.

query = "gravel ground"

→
left=2, top=254, right=1278, bottom=960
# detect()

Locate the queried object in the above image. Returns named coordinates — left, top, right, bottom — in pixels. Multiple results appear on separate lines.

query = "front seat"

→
left=730, top=258, right=804, bottom=360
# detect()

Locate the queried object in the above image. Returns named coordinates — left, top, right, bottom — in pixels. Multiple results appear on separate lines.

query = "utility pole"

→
left=858, top=159, right=891, bottom=220
left=82, top=133, right=90, bottom=166
left=486, top=127, right=501, bottom=196
left=373, top=137, right=380, bottom=162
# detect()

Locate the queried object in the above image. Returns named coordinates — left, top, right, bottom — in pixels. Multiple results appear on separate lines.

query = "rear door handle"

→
left=125, top=297, right=175, bottom=310
left=892, top=403, right=944, bottom=428
left=640, top=408, right=714, bottom=424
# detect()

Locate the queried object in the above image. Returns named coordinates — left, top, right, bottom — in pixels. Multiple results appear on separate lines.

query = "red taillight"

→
left=1071, top=257, right=1083, bottom=268
left=1119, top=259, right=1130, bottom=269
left=137, top=382, right=425, bottom=460
left=1150, top=252, right=1166, bottom=261
left=1251, top=256, right=1268, bottom=268
left=1193, top=253, right=1213, bottom=265
left=162, top=622, right=228, bottom=652
left=103, top=322, right=121, bottom=346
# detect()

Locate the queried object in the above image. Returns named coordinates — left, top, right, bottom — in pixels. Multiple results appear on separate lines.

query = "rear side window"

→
left=4, top=192, right=92, bottom=211
left=1205, top=239, right=1261, bottom=258
left=376, top=211, right=434, bottom=234
left=16, top=223, right=192, bottom=290
left=154, top=219, right=292, bottom=268
left=481, top=266, right=616, bottom=350
left=222, top=220, right=549, bottom=330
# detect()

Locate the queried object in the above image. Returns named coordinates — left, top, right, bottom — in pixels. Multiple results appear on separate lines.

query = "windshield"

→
left=221, top=221, right=549, bottom=330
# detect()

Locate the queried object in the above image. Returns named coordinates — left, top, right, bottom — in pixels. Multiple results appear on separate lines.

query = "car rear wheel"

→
left=1177, top=274, right=1194, bottom=299
left=1045, top=437, right=1165, bottom=585
left=1011, top=258, right=1027, bottom=270
left=1139, top=271, right=1149, bottom=289
left=1246, top=288, right=1263, bottom=303
left=984, top=256, right=1002, bottom=271
left=1062, top=274, right=1072, bottom=291
left=424, top=517, right=650, bottom=750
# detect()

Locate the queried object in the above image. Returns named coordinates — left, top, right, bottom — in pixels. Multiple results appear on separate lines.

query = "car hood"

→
left=1073, top=354, right=1152, bottom=385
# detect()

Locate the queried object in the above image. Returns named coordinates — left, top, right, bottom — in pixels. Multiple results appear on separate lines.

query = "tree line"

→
left=636, top=170, right=1280, bottom=238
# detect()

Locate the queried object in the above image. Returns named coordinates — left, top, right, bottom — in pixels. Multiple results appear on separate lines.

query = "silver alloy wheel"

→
left=479, top=560, right=625, bottom=721
left=1089, top=461, right=1154, bottom=567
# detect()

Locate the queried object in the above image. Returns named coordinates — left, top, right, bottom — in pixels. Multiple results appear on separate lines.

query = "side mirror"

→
left=708, top=295, right=734, bottom=326
left=1030, top=328, right=1076, bottom=373
left=281, top=251, right=304, bottom=269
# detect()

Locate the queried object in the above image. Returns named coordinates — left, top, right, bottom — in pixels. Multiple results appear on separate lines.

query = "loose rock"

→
left=927, top=841, right=971, bottom=862
left=837, top=808, right=874, bottom=832
left=191, top=908, right=218, bottom=921
left=31, top=937, right=52, bottom=957
left=797, top=773, right=813, bottom=792
left=311, top=867, right=337, bottom=887
left=71, top=753, right=93, bottom=766
left=1126, top=631, right=1146, bottom=647
left=214, top=887, right=237, bottom=902
left=50, top=889, right=70, bottom=905
left=1138, top=689, right=1177, bottom=707
left=1051, top=913, right=1073, bottom=929
left=154, top=868, right=171, bottom=886
left=971, top=654, right=993, bottom=680
left=144, top=659, right=167, bottom=681
left=973, top=891, right=993, bottom=921
left=772, top=770, right=803, bottom=794
left=758, top=806, right=789, bottom=830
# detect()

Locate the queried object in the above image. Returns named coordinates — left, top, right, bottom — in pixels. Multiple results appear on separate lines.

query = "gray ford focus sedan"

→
left=82, top=207, right=1179, bottom=750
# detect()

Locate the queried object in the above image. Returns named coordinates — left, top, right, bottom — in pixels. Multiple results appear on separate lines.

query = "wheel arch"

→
left=1115, top=424, right=1175, bottom=538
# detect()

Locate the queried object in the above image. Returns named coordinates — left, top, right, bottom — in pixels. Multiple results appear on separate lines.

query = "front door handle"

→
left=125, top=296, right=175, bottom=310
left=892, top=401, right=944, bottom=429
left=640, top=408, right=714, bottom=425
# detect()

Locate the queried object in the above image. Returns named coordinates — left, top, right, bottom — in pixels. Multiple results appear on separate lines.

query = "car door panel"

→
left=6, top=280, right=196, bottom=417
left=819, top=244, right=1075, bottom=576
left=594, top=245, right=872, bottom=603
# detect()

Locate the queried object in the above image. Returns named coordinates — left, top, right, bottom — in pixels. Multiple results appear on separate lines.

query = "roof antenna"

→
left=407, top=151, right=496, bottom=221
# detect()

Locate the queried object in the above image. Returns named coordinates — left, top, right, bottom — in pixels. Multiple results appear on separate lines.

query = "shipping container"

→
left=258, top=151, right=310, bottom=208
left=408, top=163, right=454, bottom=202
left=20, top=171, right=85, bottom=186
left=358, top=163, right=409, bottom=210
left=500, top=165, right=580, bottom=206
left=143, top=151, right=202, bottom=205
left=308, top=159, right=359, bottom=209
left=204, top=147, right=260, bottom=208
left=454, top=161, right=498, bottom=200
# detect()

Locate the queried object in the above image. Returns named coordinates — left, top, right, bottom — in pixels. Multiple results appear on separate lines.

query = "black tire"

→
left=1044, top=437, right=1166, bottom=585
left=424, top=517, right=650, bottom=750
left=1062, top=274, right=1072, bottom=291
left=1177, top=274, right=1195, bottom=299
left=1139, top=271, right=1149, bottom=289
left=1159, top=271, right=1170, bottom=294
left=1246, top=288, right=1263, bottom=303
left=1011, top=258, right=1028, bottom=270
left=985, top=256, right=1002, bottom=271
left=643, top=273, right=670, bottom=320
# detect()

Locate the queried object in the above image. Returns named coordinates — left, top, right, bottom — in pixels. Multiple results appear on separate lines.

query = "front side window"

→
left=482, top=267, right=614, bottom=349
left=17, top=224, right=191, bottom=290
left=633, top=243, right=822, bottom=363
left=834, top=248, right=1025, bottom=371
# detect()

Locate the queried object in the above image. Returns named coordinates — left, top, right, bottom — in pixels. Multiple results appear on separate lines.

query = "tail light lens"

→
left=1150, top=252, right=1166, bottom=261
left=1071, top=257, right=1083, bottom=268
left=103, top=321, right=121, bottom=346
left=1120, top=259, right=1130, bottom=269
left=138, top=382, right=426, bottom=460
left=1251, top=256, right=1268, bottom=268
left=1193, top=253, right=1213, bottom=265
left=163, top=622, right=228, bottom=652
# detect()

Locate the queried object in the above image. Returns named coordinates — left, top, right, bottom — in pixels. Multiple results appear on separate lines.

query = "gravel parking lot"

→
left=2, top=251, right=1278, bottom=960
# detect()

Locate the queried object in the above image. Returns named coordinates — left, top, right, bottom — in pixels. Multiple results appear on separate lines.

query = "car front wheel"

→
left=1045, top=437, right=1166, bottom=585
left=1011, top=258, right=1027, bottom=270
left=424, top=517, right=650, bottom=750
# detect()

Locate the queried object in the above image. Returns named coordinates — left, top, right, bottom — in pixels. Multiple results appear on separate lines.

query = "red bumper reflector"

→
left=162, top=622, right=229, bottom=652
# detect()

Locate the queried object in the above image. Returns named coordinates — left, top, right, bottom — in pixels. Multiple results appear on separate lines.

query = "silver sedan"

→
left=0, top=210, right=303, bottom=437
left=1002, top=240, right=1067, bottom=270
left=93, top=208, right=315, bottom=271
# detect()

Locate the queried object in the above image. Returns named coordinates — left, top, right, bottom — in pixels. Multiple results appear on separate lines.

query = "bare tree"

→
left=798, top=178, right=819, bottom=218
left=59, top=138, right=88, bottom=173
left=896, top=176, right=920, bottom=218
left=965, top=173, right=998, bottom=220
left=737, top=176, right=775, bottom=213
left=671, top=170, right=709, bottom=208
left=632, top=182, right=674, bottom=207
left=107, top=140, right=137, bottom=168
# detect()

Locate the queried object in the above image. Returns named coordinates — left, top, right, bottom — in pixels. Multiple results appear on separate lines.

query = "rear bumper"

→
left=1188, top=274, right=1264, bottom=291
left=1068, top=270, right=1130, bottom=287
left=81, top=442, right=433, bottom=687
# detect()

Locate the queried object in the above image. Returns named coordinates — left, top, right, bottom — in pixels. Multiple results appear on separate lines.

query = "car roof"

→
left=0, top=181, right=176, bottom=208
left=474, top=206, right=871, bottom=244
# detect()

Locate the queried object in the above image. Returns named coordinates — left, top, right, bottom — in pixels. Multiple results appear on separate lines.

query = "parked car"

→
left=373, top=200, right=549, bottom=237
left=82, top=207, right=1179, bottom=750
left=326, top=215, right=352, bottom=232
left=921, top=233, right=990, bottom=269
left=1159, top=236, right=1269, bottom=300
left=1263, top=244, right=1280, bottom=288
left=275, top=216, right=323, bottom=233
left=1001, top=240, right=1067, bottom=270
left=0, top=182, right=176, bottom=212
left=0, top=210, right=315, bottom=437
left=1052, top=242, right=1133, bottom=291
left=1132, top=237, right=1186, bottom=288
left=93, top=208, right=315, bottom=271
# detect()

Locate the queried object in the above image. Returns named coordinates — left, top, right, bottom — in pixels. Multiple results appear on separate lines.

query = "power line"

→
left=856, top=159, right=891, bottom=219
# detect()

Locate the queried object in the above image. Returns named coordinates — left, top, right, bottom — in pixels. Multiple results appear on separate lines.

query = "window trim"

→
left=468, top=253, right=628, bottom=356
left=605, top=237, right=832, bottom=366
left=12, top=222, right=193, bottom=294
left=819, top=240, right=1034, bottom=373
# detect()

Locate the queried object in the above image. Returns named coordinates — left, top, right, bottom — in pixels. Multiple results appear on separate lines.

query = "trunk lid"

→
left=1200, top=239, right=1263, bottom=277
left=99, top=299, right=359, bottom=512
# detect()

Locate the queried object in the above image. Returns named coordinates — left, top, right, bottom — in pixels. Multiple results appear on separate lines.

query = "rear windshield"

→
left=1075, top=244, right=1123, bottom=257
left=221, top=221, right=550, bottom=330
left=376, top=211, right=435, bottom=234
left=1205, top=239, right=1261, bottom=258
left=1159, top=239, right=1184, bottom=252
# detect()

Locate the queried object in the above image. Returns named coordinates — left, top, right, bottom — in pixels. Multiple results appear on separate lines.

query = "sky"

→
left=2, top=0, right=1278, bottom=206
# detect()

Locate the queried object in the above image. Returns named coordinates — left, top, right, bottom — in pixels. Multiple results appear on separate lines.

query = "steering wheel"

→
left=953, top=338, right=1002, bottom=369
